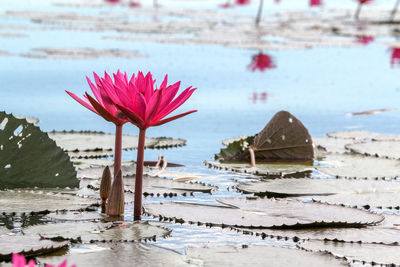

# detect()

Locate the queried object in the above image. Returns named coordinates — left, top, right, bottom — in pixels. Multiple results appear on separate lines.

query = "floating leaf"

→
left=312, top=137, right=356, bottom=154
left=145, top=198, right=383, bottom=229
left=38, top=243, right=189, bottom=267
left=45, top=211, right=105, bottom=221
left=0, top=235, right=68, bottom=261
left=246, top=214, right=400, bottom=244
left=0, top=112, right=78, bottom=189
left=49, top=131, right=186, bottom=152
left=23, top=221, right=170, bottom=243
left=215, top=136, right=255, bottom=162
left=319, top=191, right=400, bottom=209
left=0, top=190, right=98, bottom=214
left=315, top=154, right=400, bottom=179
left=347, top=141, right=400, bottom=159
left=237, top=178, right=400, bottom=197
left=299, top=240, right=400, bottom=266
left=185, top=245, right=348, bottom=267
left=327, top=131, right=400, bottom=141
left=205, top=160, right=313, bottom=178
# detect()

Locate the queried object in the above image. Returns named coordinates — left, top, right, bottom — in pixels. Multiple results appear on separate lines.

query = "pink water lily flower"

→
left=111, top=71, right=196, bottom=220
left=66, top=71, right=130, bottom=180
left=12, top=254, right=76, bottom=267
left=309, top=0, right=322, bottom=7
left=248, top=52, right=276, bottom=72
left=390, top=48, right=400, bottom=67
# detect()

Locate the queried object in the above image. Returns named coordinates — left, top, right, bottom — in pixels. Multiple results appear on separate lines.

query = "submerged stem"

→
left=114, top=124, right=123, bottom=178
left=355, top=3, right=362, bottom=20
left=255, top=0, right=264, bottom=26
left=391, top=0, right=400, bottom=21
left=134, top=128, right=146, bottom=221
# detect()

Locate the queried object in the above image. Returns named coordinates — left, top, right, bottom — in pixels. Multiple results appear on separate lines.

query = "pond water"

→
left=1, top=0, right=400, bottom=264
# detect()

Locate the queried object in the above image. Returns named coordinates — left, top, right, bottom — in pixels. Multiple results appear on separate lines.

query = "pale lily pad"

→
left=315, top=154, right=400, bottom=179
left=347, top=141, right=400, bottom=159
left=0, top=235, right=68, bottom=261
left=77, top=163, right=137, bottom=179
left=38, top=243, right=192, bottom=267
left=145, top=198, right=383, bottom=229
left=186, top=245, right=348, bottom=267
left=23, top=221, right=169, bottom=243
left=319, top=191, right=400, bottom=209
left=246, top=214, right=400, bottom=244
left=204, top=161, right=313, bottom=178
left=45, top=211, right=105, bottom=221
left=237, top=178, right=400, bottom=197
left=0, top=228, right=11, bottom=236
left=299, top=240, right=400, bottom=266
left=0, top=190, right=98, bottom=214
left=327, top=131, right=400, bottom=141
left=312, top=137, right=356, bottom=154
left=0, top=112, right=78, bottom=189
left=48, top=131, right=186, bottom=152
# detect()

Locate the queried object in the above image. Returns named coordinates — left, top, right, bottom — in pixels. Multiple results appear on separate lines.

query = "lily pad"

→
left=327, top=131, right=400, bottom=141
left=185, top=245, right=348, bottom=267
left=45, top=211, right=105, bottom=221
left=38, top=243, right=191, bottom=267
left=299, top=240, right=400, bottom=266
left=0, top=235, right=68, bottom=261
left=319, top=191, right=400, bottom=209
left=23, top=221, right=170, bottom=243
left=0, top=190, right=98, bottom=214
left=346, top=141, right=400, bottom=159
left=246, top=214, right=400, bottom=244
left=204, top=160, right=313, bottom=178
left=48, top=131, right=186, bottom=152
left=237, top=178, right=400, bottom=197
left=0, top=112, right=78, bottom=189
left=315, top=154, right=400, bottom=179
left=312, top=137, right=356, bottom=154
left=144, top=198, right=383, bottom=229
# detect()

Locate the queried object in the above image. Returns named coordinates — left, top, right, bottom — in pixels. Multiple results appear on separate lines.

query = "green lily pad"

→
left=0, top=112, right=78, bottom=189
left=0, top=190, right=98, bottom=214
left=347, top=141, right=400, bottom=159
left=49, top=131, right=186, bottom=152
left=145, top=198, right=383, bottom=229
left=186, top=245, right=348, bottom=267
left=38, top=243, right=191, bottom=267
left=204, top=161, right=313, bottom=178
left=315, top=154, right=400, bottom=179
left=0, top=235, right=68, bottom=261
left=23, top=221, right=170, bottom=243
left=299, top=240, right=400, bottom=266
left=237, top=178, right=400, bottom=197
left=246, top=214, right=400, bottom=244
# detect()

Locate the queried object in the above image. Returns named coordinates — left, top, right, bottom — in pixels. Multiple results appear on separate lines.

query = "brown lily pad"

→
left=23, top=221, right=169, bottom=243
left=0, top=235, right=68, bottom=261
left=299, top=240, right=400, bottom=266
left=48, top=131, right=186, bottom=152
left=237, top=178, right=400, bottom=197
left=144, top=197, right=383, bottom=229
left=186, top=245, right=348, bottom=267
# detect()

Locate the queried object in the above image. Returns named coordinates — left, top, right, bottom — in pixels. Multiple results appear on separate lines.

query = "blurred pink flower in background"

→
left=356, top=36, right=374, bottom=45
left=12, top=254, right=76, bottom=267
left=129, top=1, right=141, bottom=7
left=236, top=0, right=250, bottom=5
left=390, top=48, right=400, bottom=67
left=248, top=52, right=276, bottom=72
left=309, top=0, right=322, bottom=7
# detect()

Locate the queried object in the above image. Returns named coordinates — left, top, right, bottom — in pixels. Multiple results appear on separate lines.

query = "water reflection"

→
left=129, top=1, right=141, bottom=8
left=249, top=92, right=268, bottom=104
left=219, top=0, right=234, bottom=8
left=390, top=47, right=400, bottom=67
left=248, top=52, right=276, bottom=72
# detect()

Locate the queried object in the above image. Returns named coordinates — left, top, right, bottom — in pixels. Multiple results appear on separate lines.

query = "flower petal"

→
left=150, top=110, right=197, bottom=127
left=85, top=93, right=119, bottom=124
left=66, top=90, right=99, bottom=115
left=116, top=104, right=144, bottom=127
